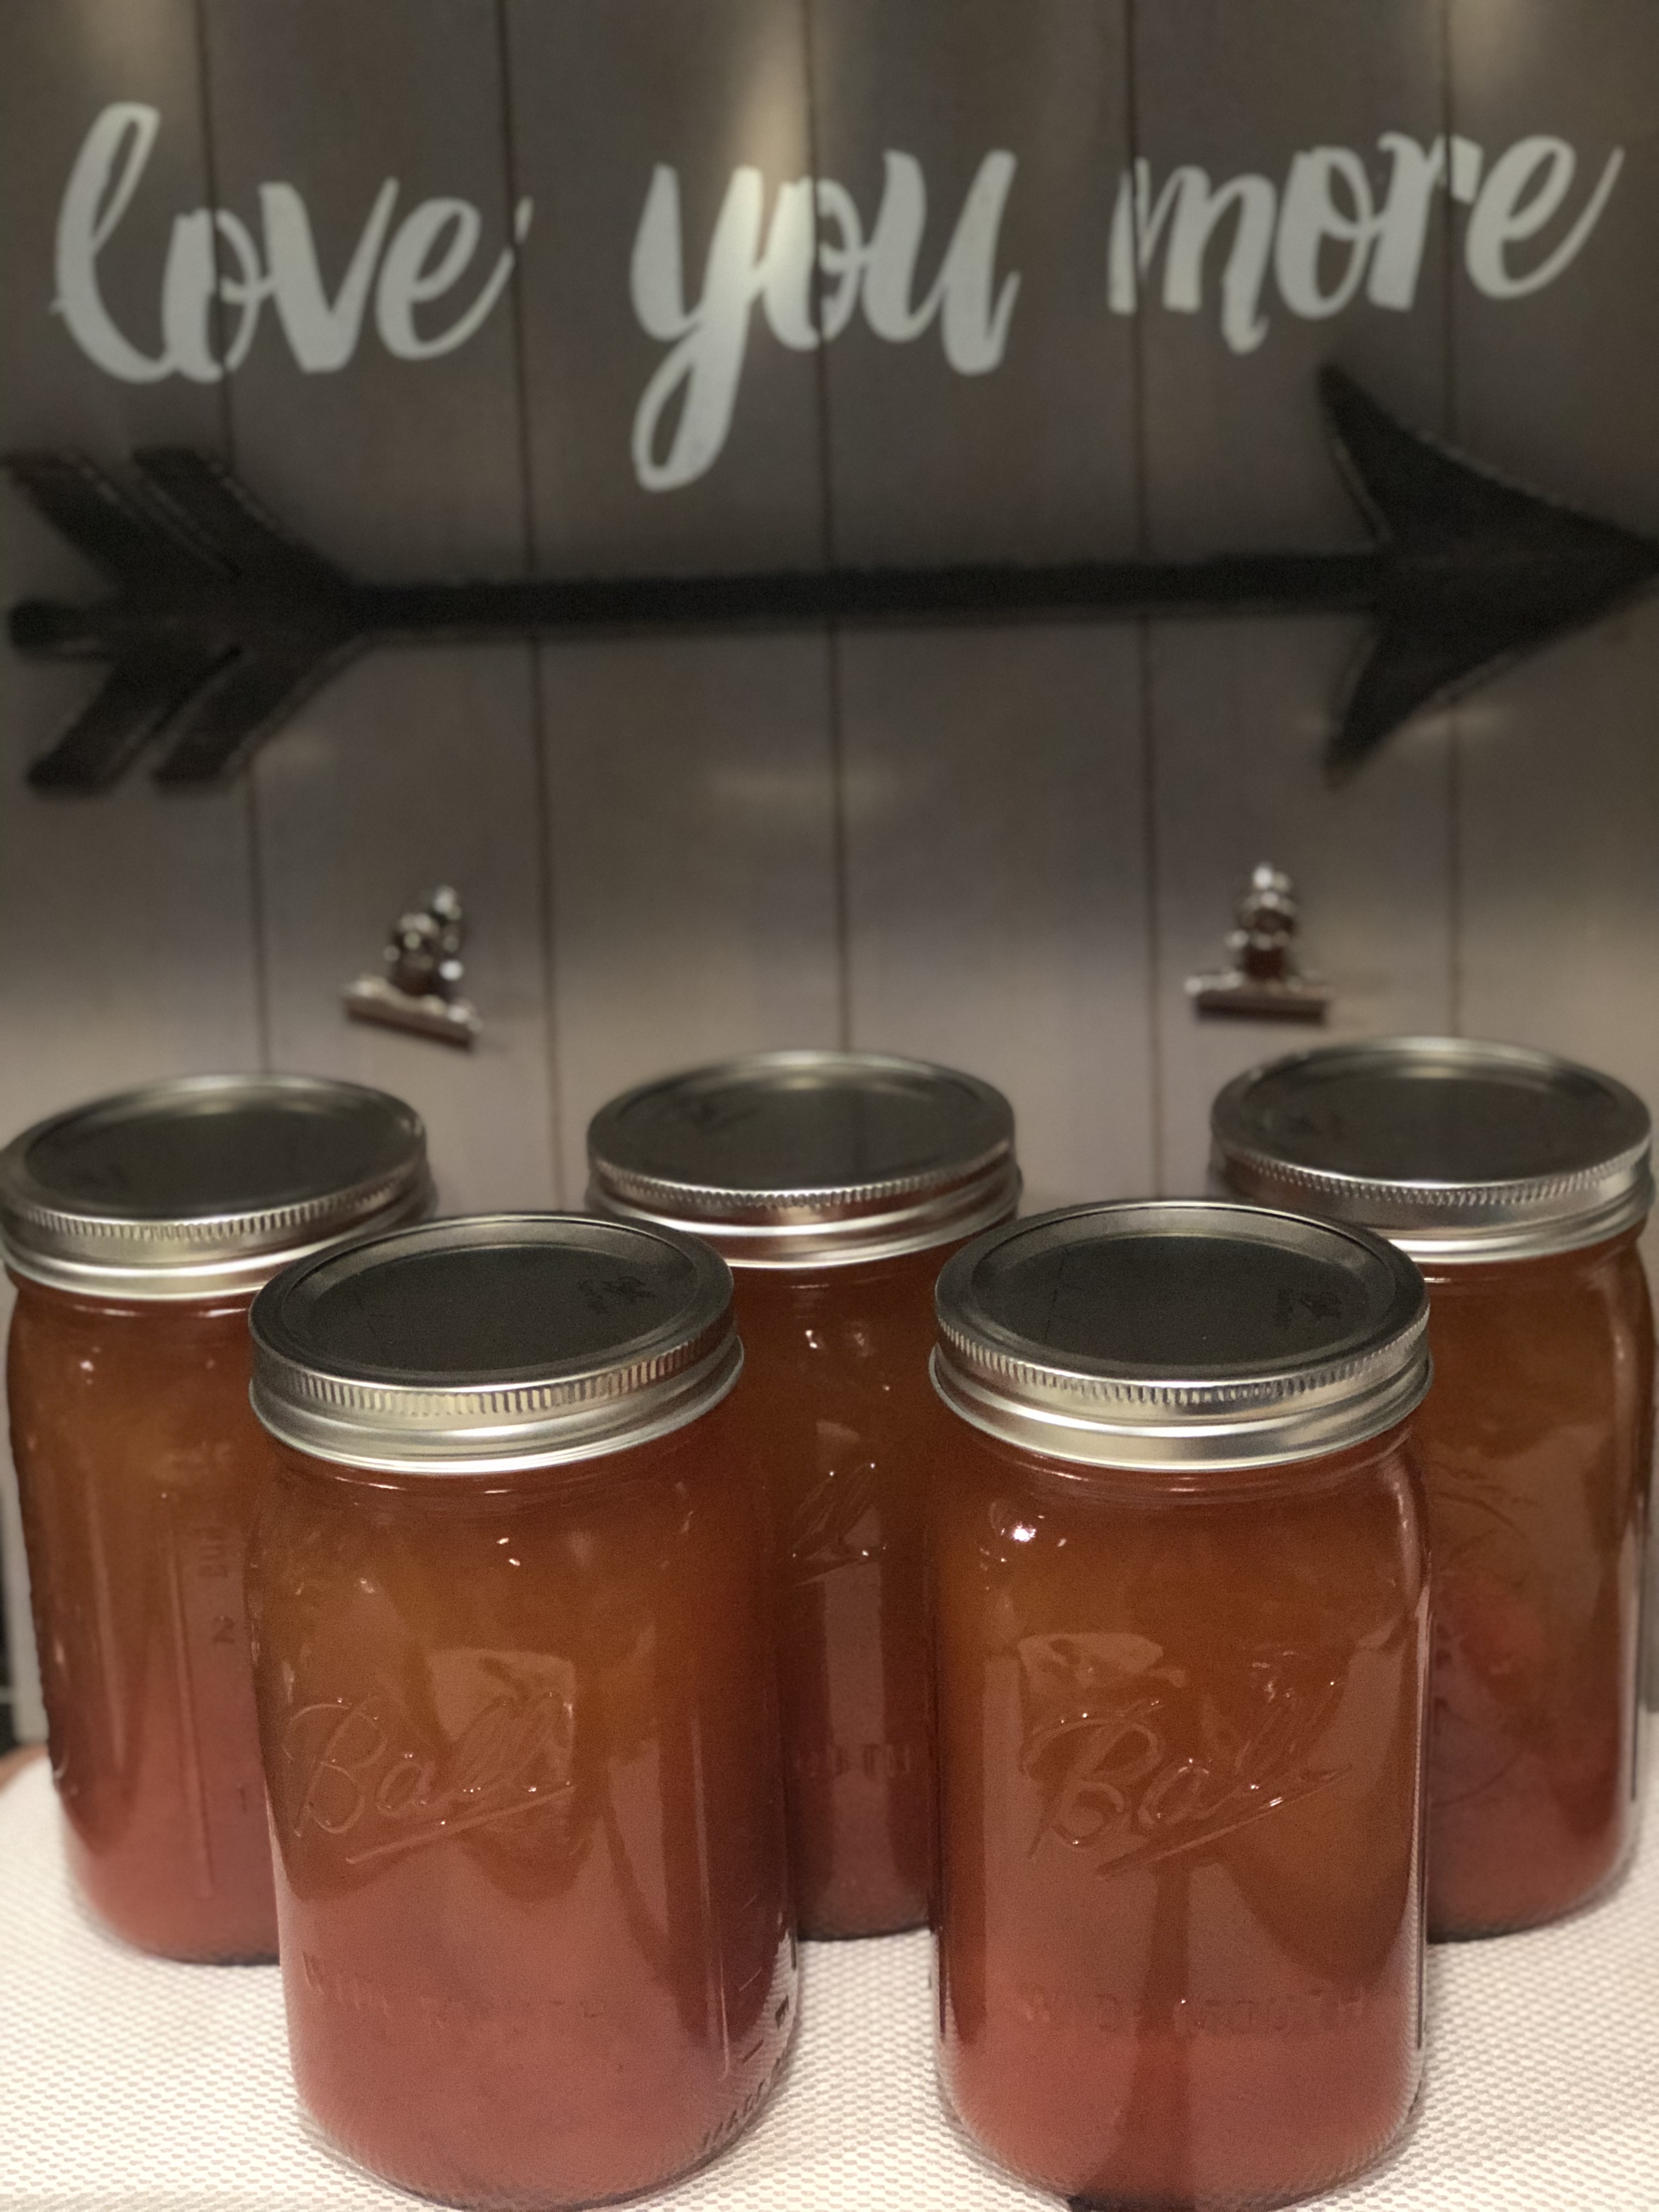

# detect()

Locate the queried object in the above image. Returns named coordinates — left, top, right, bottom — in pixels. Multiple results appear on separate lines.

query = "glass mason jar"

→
left=1213, top=1038, right=1654, bottom=1938
left=588, top=1051, right=1018, bottom=1939
left=930, top=1201, right=1431, bottom=2210
left=0, top=1075, right=429, bottom=1962
left=246, top=1215, right=795, bottom=2212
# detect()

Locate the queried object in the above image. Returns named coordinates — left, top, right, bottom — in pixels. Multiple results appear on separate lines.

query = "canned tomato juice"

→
left=1, top=1074, right=429, bottom=1961
left=928, top=1200, right=1432, bottom=2210
left=588, top=1050, right=1019, bottom=1940
left=1214, top=1038, right=1654, bottom=1939
left=246, top=1213, right=796, bottom=2212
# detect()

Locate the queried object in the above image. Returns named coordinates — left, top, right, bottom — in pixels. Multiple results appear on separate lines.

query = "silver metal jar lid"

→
left=586, top=1051, right=1018, bottom=1268
left=1211, top=1039, right=1654, bottom=1263
left=0, top=1075, right=432, bottom=1301
left=932, top=1200, right=1429, bottom=1471
left=250, top=1214, right=741, bottom=1474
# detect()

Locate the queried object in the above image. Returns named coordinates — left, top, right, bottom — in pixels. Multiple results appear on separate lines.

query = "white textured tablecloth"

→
left=3, top=1752, right=1657, bottom=2211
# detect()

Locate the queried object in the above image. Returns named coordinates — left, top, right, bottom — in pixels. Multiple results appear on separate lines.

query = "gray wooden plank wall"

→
left=4, top=0, right=1658, bottom=1730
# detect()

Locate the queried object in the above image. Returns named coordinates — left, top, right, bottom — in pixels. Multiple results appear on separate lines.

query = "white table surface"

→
left=3, top=1750, right=1657, bottom=2211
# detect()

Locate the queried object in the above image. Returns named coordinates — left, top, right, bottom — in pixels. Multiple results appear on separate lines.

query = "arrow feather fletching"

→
left=131, top=448, right=343, bottom=583
left=5, top=451, right=227, bottom=585
left=26, top=641, right=234, bottom=791
left=152, top=639, right=364, bottom=785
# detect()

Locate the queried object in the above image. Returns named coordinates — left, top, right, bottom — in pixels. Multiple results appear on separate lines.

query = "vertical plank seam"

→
left=800, top=0, right=855, bottom=1051
left=1441, top=0, right=1465, bottom=1037
left=190, top=0, right=273, bottom=1074
left=1124, top=0, right=1166, bottom=1194
left=494, top=0, right=567, bottom=1201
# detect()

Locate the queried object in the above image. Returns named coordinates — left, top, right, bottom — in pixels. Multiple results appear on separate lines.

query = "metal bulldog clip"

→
left=343, top=885, right=481, bottom=1047
left=1186, top=865, right=1330, bottom=1022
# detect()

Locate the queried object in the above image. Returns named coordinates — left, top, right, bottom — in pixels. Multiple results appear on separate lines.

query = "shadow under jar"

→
left=1212, top=1039, right=1655, bottom=1940
left=246, top=1215, right=796, bottom=2212
left=930, top=1201, right=1432, bottom=2211
left=0, top=1075, right=429, bottom=1963
left=588, top=1051, right=1018, bottom=1940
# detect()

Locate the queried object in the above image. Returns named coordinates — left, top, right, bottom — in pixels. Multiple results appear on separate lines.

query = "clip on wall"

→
left=343, top=885, right=479, bottom=1047
left=1187, top=865, right=1330, bottom=1022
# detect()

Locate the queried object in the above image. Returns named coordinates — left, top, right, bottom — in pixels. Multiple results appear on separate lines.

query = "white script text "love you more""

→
left=54, top=104, right=532, bottom=383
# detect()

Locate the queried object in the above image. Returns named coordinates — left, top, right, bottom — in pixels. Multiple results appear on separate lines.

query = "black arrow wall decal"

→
left=7, top=368, right=1658, bottom=792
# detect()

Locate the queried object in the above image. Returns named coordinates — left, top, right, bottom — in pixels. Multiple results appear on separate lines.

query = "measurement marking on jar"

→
left=688, top=1711, right=732, bottom=2079
left=734, top=1952, right=769, bottom=1996
left=690, top=2052, right=786, bottom=2162
left=162, top=1491, right=217, bottom=1899
left=82, top=1480, right=131, bottom=1776
left=790, top=1739, right=920, bottom=1781
left=195, top=1523, right=235, bottom=1582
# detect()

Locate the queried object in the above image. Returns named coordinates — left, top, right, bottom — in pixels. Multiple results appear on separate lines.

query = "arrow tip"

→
left=1319, top=368, right=1659, bottom=775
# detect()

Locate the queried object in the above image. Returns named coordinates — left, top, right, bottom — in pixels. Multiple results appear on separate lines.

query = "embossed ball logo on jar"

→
left=282, top=1651, right=578, bottom=1866
left=787, top=1425, right=883, bottom=1584
left=1016, top=1630, right=1349, bottom=1874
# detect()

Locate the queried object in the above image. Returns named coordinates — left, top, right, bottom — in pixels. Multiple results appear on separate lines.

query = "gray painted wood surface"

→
left=811, top=0, right=1156, bottom=1213
left=1131, top=0, right=1457, bottom=1194
left=506, top=0, right=828, bottom=576
left=538, top=631, right=844, bottom=1201
left=839, top=625, right=1155, bottom=1217
left=202, top=0, right=560, bottom=1214
left=0, top=0, right=258, bottom=1743
left=808, top=0, right=1138, bottom=568
left=3, top=0, right=1658, bottom=1721
left=1443, top=0, right=1659, bottom=1699
left=0, top=0, right=261, bottom=1135
left=1451, top=0, right=1659, bottom=1105
left=507, top=0, right=844, bottom=1200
